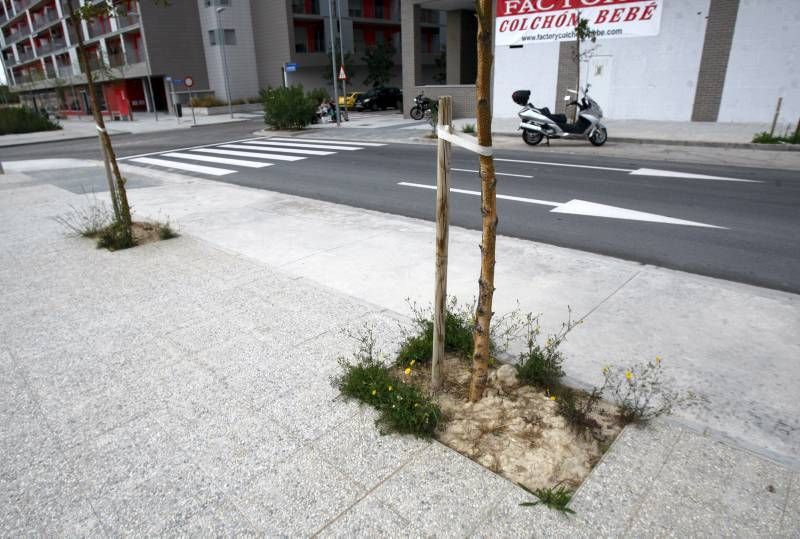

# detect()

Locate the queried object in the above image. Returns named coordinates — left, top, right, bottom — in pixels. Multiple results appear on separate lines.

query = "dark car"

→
left=354, top=87, right=403, bottom=111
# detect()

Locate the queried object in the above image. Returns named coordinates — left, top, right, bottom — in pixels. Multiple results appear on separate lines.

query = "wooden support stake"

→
left=770, top=96, right=783, bottom=137
left=432, top=95, right=452, bottom=392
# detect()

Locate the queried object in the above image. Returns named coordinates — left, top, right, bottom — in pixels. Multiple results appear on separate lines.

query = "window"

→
left=204, top=0, right=230, bottom=6
left=208, top=28, right=236, bottom=46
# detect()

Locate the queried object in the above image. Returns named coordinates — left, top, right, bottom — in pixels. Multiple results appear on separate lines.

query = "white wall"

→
left=587, top=0, right=709, bottom=120
left=197, top=0, right=260, bottom=101
left=718, top=0, right=800, bottom=125
left=492, top=0, right=710, bottom=121
left=493, top=41, right=559, bottom=119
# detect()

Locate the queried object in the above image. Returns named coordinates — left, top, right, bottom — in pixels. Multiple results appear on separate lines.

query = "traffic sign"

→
left=338, top=65, right=347, bottom=80
left=285, top=62, right=298, bottom=73
left=184, top=76, right=194, bottom=88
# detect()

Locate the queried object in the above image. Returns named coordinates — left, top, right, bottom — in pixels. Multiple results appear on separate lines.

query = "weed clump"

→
left=461, top=123, right=476, bottom=134
left=601, top=357, right=685, bottom=424
left=519, top=482, right=575, bottom=515
left=516, top=312, right=579, bottom=390
left=335, top=327, right=441, bottom=438
left=157, top=221, right=179, bottom=240
left=95, top=220, right=136, bottom=251
left=396, top=298, right=522, bottom=366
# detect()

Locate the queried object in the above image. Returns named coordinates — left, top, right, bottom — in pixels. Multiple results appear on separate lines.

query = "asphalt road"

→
left=3, top=120, right=799, bottom=293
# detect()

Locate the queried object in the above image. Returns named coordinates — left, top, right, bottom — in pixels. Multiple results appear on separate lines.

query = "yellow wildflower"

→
left=550, top=395, right=557, bottom=401
left=625, top=370, right=633, bottom=381
left=371, top=389, right=377, bottom=396
left=655, top=355, right=662, bottom=364
left=388, top=385, right=393, bottom=392
left=410, top=360, right=416, bottom=367
left=603, top=365, right=610, bottom=374
left=404, top=367, right=412, bottom=376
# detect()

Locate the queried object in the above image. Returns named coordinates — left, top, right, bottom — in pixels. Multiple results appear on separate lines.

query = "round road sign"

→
left=184, top=76, right=194, bottom=88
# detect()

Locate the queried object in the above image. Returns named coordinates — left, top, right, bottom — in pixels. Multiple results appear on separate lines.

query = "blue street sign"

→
left=285, top=63, right=298, bottom=73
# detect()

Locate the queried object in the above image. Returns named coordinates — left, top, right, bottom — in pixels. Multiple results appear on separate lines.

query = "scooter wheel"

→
left=410, top=106, right=424, bottom=120
left=589, top=127, right=608, bottom=146
left=522, top=130, right=544, bottom=146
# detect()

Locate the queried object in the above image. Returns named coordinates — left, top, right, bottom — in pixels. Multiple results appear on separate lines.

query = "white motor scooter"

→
left=514, top=86, right=608, bottom=146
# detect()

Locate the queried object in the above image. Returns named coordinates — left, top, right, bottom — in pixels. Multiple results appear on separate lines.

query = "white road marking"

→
left=495, top=160, right=757, bottom=183
left=161, top=152, right=273, bottom=168
left=232, top=142, right=334, bottom=155
left=397, top=182, right=560, bottom=207
left=495, top=158, right=632, bottom=172
left=629, top=168, right=760, bottom=183
left=191, top=148, right=305, bottom=162
left=129, top=157, right=236, bottom=176
left=242, top=140, right=364, bottom=151
left=550, top=200, right=726, bottom=228
left=119, top=136, right=268, bottom=160
left=398, top=181, right=726, bottom=228
left=452, top=168, right=533, bottom=179
left=267, top=137, right=386, bottom=147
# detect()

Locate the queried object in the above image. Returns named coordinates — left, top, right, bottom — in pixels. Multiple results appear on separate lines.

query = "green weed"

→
left=461, top=123, right=476, bottom=134
left=335, top=328, right=441, bottom=438
left=519, top=482, right=575, bottom=515
left=516, top=311, right=580, bottom=390
left=157, top=221, right=179, bottom=240
left=95, top=220, right=136, bottom=251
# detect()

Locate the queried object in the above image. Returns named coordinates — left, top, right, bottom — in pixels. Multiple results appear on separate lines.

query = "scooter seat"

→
left=538, top=107, right=567, bottom=124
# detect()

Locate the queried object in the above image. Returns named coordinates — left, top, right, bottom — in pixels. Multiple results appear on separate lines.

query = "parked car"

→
left=338, top=92, right=363, bottom=108
left=354, top=87, right=403, bottom=111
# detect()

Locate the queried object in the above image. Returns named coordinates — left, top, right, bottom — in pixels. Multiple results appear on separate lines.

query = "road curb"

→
left=0, top=131, right=131, bottom=149
left=492, top=131, right=800, bottom=151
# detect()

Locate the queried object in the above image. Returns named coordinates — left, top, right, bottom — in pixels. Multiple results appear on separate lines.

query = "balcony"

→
left=86, top=19, right=111, bottom=39
left=56, top=63, right=72, bottom=77
left=17, top=48, right=35, bottom=62
left=35, top=37, right=65, bottom=54
left=3, top=55, right=18, bottom=66
left=116, top=11, right=140, bottom=30
left=32, top=10, right=61, bottom=32
left=125, top=47, right=142, bottom=64
left=7, top=25, right=32, bottom=44
left=292, top=0, right=320, bottom=16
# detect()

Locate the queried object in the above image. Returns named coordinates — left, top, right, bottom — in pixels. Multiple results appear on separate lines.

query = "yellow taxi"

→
left=338, top=92, right=363, bottom=108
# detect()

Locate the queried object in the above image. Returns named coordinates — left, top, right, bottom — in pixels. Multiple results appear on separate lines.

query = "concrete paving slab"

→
left=316, top=495, right=423, bottom=538
left=234, top=447, right=365, bottom=536
left=371, top=442, right=513, bottom=537
left=313, top=407, right=430, bottom=490
left=781, top=474, right=800, bottom=536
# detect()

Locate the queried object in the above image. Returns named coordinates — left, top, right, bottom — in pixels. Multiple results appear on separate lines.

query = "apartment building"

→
left=1, top=0, right=208, bottom=117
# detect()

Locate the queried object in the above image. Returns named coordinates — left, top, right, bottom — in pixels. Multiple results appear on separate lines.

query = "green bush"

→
left=95, top=220, right=135, bottom=251
left=752, top=130, right=800, bottom=144
left=0, top=107, right=61, bottom=135
left=335, top=328, right=441, bottom=438
left=396, top=298, right=477, bottom=366
left=261, top=85, right=317, bottom=130
left=307, top=88, right=330, bottom=106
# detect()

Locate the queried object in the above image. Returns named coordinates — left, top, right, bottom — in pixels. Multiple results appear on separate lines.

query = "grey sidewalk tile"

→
left=371, top=442, right=512, bottom=537
left=315, top=494, right=422, bottom=538
left=781, top=473, right=800, bottom=536
left=469, top=485, right=587, bottom=538
left=568, top=421, right=682, bottom=536
left=91, top=460, right=218, bottom=536
left=625, top=431, right=792, bottom=536
left=234, top=446, right=365, bottom=536
left=166, top=498, right=260, bottom=537
left=165, top=315, right=255, bottom=355
left=313, top=407, right=431, bottom=490
left=0, top=444, right=97, bottom=537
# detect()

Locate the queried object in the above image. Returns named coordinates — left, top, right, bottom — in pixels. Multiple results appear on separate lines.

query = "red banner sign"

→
left=496, top=0, right=662, bottom=45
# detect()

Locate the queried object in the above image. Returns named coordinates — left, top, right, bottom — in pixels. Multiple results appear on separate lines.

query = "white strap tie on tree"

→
left=96, top=125, right=106, bottom=133
left=436, top=125, right=493, bottom=156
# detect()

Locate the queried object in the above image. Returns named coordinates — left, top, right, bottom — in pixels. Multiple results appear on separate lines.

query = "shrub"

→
left=335, top=328, right=441, bottom=438
left=601, top=357, right=683, bottom=424
left=516, top=312, right=580, bottom=390
left=189, top=95, right=226, bottom=107
left=0, top=106, right=61, bottom=135
left=462, top=123, right=476, bottom=134
left=261, top=85, right=317, bottom=130
left=752, top=130, right=800, bottom=144
left=95, top=220, right=136, bottom=251
left=307, top=88, right=330, bottom=106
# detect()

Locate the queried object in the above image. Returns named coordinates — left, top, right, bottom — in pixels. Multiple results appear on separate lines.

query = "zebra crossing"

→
left=118, top=137, right=386, bottom=177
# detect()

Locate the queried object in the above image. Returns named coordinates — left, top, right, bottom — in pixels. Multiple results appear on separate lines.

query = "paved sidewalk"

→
left=0, top=112, right=250, bottom=148
left=1, top=167, right=799, bottom=535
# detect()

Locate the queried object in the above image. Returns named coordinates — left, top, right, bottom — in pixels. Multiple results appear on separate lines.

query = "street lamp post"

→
left=335, top=0, right=348, bottom=121
left=327, top=0, right=341, bottom=127
left=216, top=6, right=234, bottom=119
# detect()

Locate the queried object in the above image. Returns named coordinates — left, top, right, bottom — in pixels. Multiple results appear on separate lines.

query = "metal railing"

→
left=116, top=11, right=140, bottom=29
left=56, top=64, right=72, bottom=77
left=124, top=47, right=142, bottom=64
left=7, top=26, right=32, bottom=44
left=16, top=48, right=35, bottom=62
left=3, top=55, right=18, bottom=66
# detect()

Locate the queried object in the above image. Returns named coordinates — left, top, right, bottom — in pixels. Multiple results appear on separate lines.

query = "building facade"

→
left=1, top=0, right=209, bottom=117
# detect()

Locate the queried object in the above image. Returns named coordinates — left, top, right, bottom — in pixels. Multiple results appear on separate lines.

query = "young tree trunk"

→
left=66, top=0, right=132, bottom=238
left=468, top=0, right=498, bottom=403
left=573, top=38, right=580, bottom=123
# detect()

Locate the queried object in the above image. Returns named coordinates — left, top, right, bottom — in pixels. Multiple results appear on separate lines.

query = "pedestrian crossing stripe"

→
left=119, top=136, right=383, bottom=177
